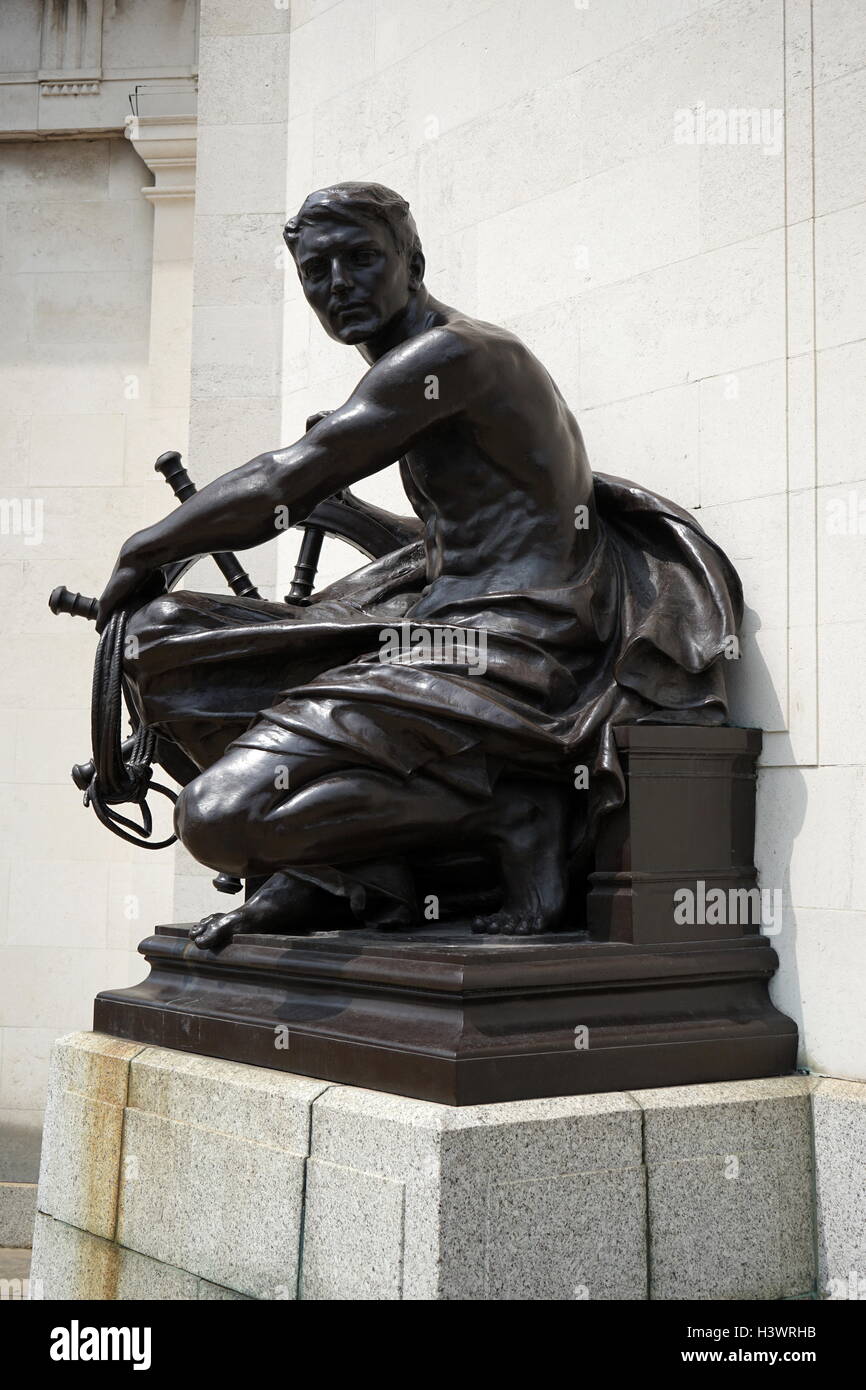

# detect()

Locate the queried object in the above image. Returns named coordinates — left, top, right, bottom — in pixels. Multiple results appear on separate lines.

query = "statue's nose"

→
left=331, top=257, right=352, bottom=291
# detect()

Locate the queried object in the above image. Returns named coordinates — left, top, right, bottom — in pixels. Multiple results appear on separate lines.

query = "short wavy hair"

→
left=283, top=182, right=422, bottom=266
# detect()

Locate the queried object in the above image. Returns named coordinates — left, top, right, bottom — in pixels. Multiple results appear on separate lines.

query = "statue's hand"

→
left=96, top=541, right=164, bottom=633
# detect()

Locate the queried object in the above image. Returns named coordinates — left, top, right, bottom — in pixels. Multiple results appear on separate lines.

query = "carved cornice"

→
left=41, top=80, right=100, bottom=97
left=38, top=0, right=104, bottom=96
left=124, top=114, right=197, bottom=204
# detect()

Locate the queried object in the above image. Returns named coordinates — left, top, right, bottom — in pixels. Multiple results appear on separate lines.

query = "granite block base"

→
left=31, top=1032, right=858, bottom=1301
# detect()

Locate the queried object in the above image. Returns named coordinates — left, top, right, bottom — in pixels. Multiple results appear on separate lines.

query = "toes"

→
left=503, top=913, right=543, bottom=936
left=189, top=915, right=218, bottom=940
left=192, top=915, right=234, bottom=950
left=497, top=914, right=521, bottom=936
left=471, top=915, right=502, bottom=935
left=197, top=926, right=226, bottom=949
left=470, top=912, right=542, bottom=936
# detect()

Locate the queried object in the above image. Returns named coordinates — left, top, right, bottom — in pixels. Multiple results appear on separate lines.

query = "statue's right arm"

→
left=305, top=412, right=423, bottom=543
left=96, top=328, right=478, bottom=629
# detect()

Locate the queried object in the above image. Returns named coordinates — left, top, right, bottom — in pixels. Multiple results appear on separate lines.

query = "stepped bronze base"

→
left=94, top=926, right=797, bottom=1105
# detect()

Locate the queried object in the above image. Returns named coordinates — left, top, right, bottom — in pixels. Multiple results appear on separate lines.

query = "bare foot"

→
left=471, top=908, right=557, bottom=936
left=189, top=872, right=347, bottom=950
left=469, top=779, right=568, bottom=937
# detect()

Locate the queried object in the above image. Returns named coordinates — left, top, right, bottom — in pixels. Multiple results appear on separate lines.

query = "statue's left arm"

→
left=97, top=329, right=479, bottom=629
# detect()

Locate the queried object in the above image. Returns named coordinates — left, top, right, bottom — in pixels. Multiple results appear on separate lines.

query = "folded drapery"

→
left=126, top=472, right=743, bottom=906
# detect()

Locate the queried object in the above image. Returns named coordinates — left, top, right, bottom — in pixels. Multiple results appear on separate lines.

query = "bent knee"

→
left=126, top=593, right=189, bottom=643
left=124, top=594, right=191, bottom=680
left=175, top=772, right=253, bottom=875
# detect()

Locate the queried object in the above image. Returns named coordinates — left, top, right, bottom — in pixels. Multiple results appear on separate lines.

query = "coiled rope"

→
left=82, top=607, right=178, bottom=849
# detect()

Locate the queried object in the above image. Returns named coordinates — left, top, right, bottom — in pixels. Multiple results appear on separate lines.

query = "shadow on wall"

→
left=730, top=611, right=809, bottom=1065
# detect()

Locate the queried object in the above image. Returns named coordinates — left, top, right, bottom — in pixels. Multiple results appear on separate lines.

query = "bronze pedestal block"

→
left=95, top=726, right=797, bottom=1104
left=587, top=724, right=765, bottom=943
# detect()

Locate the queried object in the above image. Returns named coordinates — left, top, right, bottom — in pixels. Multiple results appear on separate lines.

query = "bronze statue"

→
left=93, top=182, right=742, bottom=950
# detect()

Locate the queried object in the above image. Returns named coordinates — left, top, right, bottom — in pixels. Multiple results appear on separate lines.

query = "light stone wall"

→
left=172, top=0, right=294, bottom=923
left=0, top=1, right=199, bottom=1187
left=0, top=133, right=177, bottom=1184
left=279, top=0, right=866, bottom=1082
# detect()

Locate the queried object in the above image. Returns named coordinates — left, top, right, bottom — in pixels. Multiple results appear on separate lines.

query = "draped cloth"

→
left=128, top=472, right=743, bottom=895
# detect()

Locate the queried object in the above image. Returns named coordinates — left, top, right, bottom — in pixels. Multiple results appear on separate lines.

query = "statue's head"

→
left=284, top=182, right=424, bottom=345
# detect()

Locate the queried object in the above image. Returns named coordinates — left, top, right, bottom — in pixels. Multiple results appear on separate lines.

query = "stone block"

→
left=32, top=270, right=151, bottom=349
left=816, top=203, right=866, bottom=351
left=116, top=1048, right=327, bottom=1299
left=198, top=34, right=291, bottom=127
left=193, top=213, right=285, bottom=309
left=725, top=626, right=788, bottom=734
left=191, top=304, right=282, bottom=400
left=579, top=0, right=781, bottom=181
left=484, top=1166, right=645, bottom=1301
left=819, top=623, right=866, bottom=766
left=0, top=1108, right=43, bottom=1184
left=698, top=493, right=788, bottom=633
left=37, top=1032, right=145, bottom=1240
left=30, top=1213, right=248, bottom=1300
left=812, top=1078, right=866, bottom=1298
left=374, top=0, right=493, bottom=71
left=579, top=231, right=785, bottom=408
left=303, top=1086, right=644, bottom=1300
left=105, top=861, right=175, bottom=953
left=698, top=359, right=787, bottom=508
left=814, top=67, right=866, bottom=216
left=791, top=915, right=866, bottom=1079
left=477, top=142, right=700, bottom=323
left=201, top=0, right=292, bottom=37
left=188, top=397, right=282, bottom=483
left=819, top=491, right=866, bottom=628
left=6, top=201, right=136, bottom=276
left=288, top=0, right=376, bottom=120
left=637, top=1077, right=814, bottom=1161
left=637, top=1078, right=815, bottom=1300
left=757, top=766, right=864, bottom=915
left=647, top=1152, right=813, bottom=1301
left=31, top=1212, right=197, bottom=1300
left=29, top=412, right=125, bottom=490
left=813, top=0, right=866, bottom=84
left=0, top=1182, right=36, bottom=1247
left=195, top=125, right=287, bottom=218
left=126, top=1046, right=324, bottom=1153
left=0, top=1026, right=59, bottom=1110
left=0, top=141, right=109, bottom=204
left=700, top=133, right=785, bottom=252
left=197, top=1278, right=253, bottom=1300
left=785, top=87, right=814, bottom=225
left=302, top=1161, right=405, bottom=1301
left=7, top=862, right=108, bottom=952
left=581, top=382, right=700, bottom=510
left=817, top=340, right=866, bottom=488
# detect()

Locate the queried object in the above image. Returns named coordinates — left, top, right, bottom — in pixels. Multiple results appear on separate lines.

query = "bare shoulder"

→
left=436, top=312, right=535, bottom=370
left=362, top=313, right=533, bottom=400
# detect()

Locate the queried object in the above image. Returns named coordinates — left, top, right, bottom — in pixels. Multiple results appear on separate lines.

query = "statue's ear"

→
left=408, top=249, right=425, bottom=291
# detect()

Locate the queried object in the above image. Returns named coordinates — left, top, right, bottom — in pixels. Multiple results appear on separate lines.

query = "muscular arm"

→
left=97, top=328, right=474, bottom=626
left=304, top=409, right=421, bottom=544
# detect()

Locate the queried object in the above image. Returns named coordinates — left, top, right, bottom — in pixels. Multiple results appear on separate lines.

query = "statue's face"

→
left=294, top=216, right=412, bottom=345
